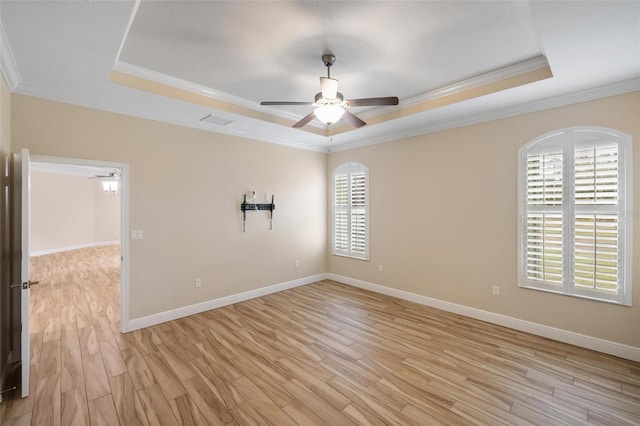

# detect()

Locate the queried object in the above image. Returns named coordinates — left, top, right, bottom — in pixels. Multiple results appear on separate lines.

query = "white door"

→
left=12, top=148, right=30, bottom=397
left=20, top=148, right=30, bottom=398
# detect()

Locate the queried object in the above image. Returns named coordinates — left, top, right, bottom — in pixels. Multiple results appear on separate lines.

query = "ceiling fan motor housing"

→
left=322, top=54, right=336, bottom=68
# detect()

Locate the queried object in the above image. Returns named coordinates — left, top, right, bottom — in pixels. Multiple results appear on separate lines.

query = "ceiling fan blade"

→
left=293, top=111, right=316, bottom=128
left=261, top=101, right=313, bottom=106
left=347, top=96, right=399, bottom=107
left=342, top=110, right=366, bottom=128
left=320, top=77, right=338, bottom=100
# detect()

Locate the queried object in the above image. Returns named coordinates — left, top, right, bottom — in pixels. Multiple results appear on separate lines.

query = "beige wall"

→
left=329, top=91, right=640, bottom=348
left=30, top=171, right=120, bottom=253
left=12, top=95, right=327, bottom=319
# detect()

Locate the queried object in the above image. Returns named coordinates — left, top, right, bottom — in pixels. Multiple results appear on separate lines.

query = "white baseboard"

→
left=122, top=271, right=639, bottom=362
left=31, top=240, right=120, bottom=257
left=125, top=273, right=329, bottom=332
left=327, top=273, right=640, bottom=362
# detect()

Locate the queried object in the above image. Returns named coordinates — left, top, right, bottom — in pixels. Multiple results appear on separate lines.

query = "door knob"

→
left=10, top=281, right=39, bottom=289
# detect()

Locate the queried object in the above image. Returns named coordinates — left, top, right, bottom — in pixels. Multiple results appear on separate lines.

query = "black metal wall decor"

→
left=241, top=194, right=275, bottom=232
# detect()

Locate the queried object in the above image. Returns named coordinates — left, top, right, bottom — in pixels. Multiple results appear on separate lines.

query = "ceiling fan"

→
left=89, top=169, right=120, bottom=179
left=89, top=169, right=120, bottom=194
left=261, top=54, right=399, bottom=129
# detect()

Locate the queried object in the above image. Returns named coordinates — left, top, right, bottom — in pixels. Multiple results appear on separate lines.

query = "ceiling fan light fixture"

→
left=314, top=105, right=345, bottom=125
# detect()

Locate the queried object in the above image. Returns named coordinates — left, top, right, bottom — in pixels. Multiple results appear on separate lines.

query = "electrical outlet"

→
left=195, top=278, right=202, bottom=288
left=378, top=264, right=384, bottom=272
left=492, top=286, right=500, bottom=296
left=295, top=260, right=300, bottom=268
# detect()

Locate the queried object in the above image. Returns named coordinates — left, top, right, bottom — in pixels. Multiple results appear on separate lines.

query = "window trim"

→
left=332, top=162, right=369, bottom=260
left=517, top=126, right=633, bottom=305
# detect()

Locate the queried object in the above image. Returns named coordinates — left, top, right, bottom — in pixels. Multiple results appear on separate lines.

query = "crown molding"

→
left=14, top=84, right=329, bottom=153
left=13, top=70, right=638, bottom=156
left=330, top=78, right=640, bottom=152
left=113, top=57, right=553, bottom=136
left=0, top=21, right=21, bottom=90
left=112, top=60, right=319, bottom=127
left=398, top=55, right=551, bottom=110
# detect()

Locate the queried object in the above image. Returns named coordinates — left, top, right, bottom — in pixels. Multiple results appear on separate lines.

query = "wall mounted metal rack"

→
left=241, top=194, right=275, bottom=232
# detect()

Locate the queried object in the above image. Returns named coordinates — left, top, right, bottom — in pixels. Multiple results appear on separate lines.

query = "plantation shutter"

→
left=332, top=163, right=369, bottom=259
left=525, top=151, right=564, bottom=285
left=350, top=172, right=367, bottom=256
left=573, top=144, right=619, bottom=295
left=519, top=128, right=630, bottom=305
left=334, top=174, right=349, bottom=253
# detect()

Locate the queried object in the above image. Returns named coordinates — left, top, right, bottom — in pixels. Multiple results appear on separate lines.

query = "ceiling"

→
left=1, top=1, right=638, bottom=152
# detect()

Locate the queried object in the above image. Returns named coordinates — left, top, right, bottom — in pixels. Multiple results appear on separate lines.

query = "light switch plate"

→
left=131, top=230, right=144, bottom=240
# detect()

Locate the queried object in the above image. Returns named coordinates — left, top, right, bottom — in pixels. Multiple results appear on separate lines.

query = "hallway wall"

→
left=30, top=171, right=120, bottom=255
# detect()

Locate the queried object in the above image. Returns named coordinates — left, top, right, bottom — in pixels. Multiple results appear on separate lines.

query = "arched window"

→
left=518, top=127, right=632, bottom=305
left=332, top=162, right=369, bottom=260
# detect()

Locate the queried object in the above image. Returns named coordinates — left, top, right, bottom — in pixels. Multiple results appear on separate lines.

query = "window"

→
left=518, top=127, right=632, bottom=305
left=333, top=162, right=369, bottom=260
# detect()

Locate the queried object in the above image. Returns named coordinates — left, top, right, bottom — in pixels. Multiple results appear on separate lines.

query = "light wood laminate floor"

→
left=2, top=245, right=639, bottom=425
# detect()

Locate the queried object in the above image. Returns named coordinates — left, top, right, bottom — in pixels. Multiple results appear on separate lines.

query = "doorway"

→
left=29, top=155, right=129, bottom=334
left=2, top=153, right=129, bottom=406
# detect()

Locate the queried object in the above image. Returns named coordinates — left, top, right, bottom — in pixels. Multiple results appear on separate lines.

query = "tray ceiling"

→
left=1, top=1, right=639, bottom=152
